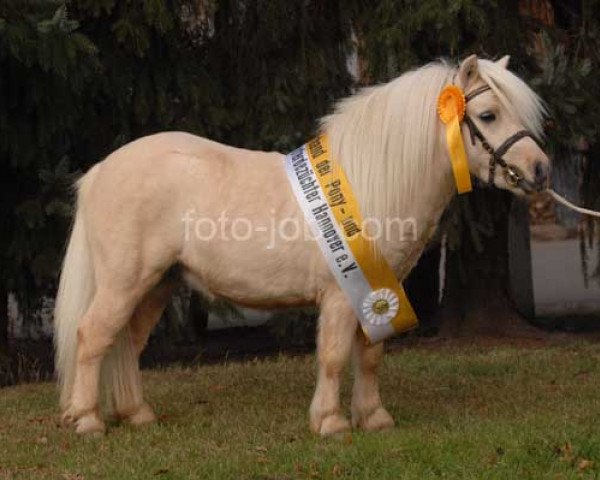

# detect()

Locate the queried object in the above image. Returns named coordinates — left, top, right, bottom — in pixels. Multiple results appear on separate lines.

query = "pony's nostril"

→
left=534, top=161, right=548, bottom=186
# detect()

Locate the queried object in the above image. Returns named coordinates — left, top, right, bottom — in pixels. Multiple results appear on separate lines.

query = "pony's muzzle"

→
left=504, top=164, right=536, bottom=193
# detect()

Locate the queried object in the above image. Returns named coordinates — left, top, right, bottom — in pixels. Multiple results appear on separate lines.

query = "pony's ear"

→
left=496, top=55, right=510, bottom=69
left=457, top=54, right=479, bottom=90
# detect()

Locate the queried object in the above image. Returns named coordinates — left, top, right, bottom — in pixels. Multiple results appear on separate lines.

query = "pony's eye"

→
left=479, top=111, right=496, bottom=123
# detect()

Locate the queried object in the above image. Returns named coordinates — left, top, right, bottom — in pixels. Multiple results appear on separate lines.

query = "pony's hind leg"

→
left=309, top=288, right=356, bottom=436
left=114, top=278, right=177, bottom=426
left=350, top=332, right=395, bottom=431
left=63, top=286, right=140, bottom=434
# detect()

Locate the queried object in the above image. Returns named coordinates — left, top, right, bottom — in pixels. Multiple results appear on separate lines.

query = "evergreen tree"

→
left=0, top=1, right=98, bottom=349
left=0, top=0, right=357, bottom=347
left=353, top=0, right=600, bottom=332
left=1, top=0, right=598, bottom=348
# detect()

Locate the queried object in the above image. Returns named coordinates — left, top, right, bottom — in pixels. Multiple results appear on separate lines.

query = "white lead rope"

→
left=546, top=189, right=600, bottom=218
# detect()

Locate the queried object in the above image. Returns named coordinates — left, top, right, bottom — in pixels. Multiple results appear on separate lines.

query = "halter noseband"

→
left=463, top=85, right=540, bottom=192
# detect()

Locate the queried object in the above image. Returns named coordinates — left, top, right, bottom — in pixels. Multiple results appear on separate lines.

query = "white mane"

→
left=477, top=59, right=546, bottom=138
left=321, top=59, right=546, bottom=222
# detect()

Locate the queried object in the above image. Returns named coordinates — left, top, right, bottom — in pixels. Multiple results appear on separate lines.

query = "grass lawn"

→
left=1, top=339, right=599, bottom=479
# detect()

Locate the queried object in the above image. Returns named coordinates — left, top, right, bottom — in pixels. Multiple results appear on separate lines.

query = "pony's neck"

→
left=323, top=64, right=456, bottom=216
left=377, top=153, right=456, bottom=279
left=321, top=62, right=459, bottom=277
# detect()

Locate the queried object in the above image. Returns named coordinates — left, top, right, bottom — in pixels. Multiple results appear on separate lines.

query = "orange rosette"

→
left=437, top=85, right=472, bottom=194
left=437, top=85, right=466, bottom=124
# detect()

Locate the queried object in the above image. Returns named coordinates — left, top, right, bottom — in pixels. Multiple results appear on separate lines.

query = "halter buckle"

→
left=504, top=165, right=524, bottom=187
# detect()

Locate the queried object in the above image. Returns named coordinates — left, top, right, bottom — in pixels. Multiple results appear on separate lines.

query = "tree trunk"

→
left=438, top=191, right=540, bottom=337
left=0, top=288, right=8, bottom=354
left=405, top=245, right=441, bottom=334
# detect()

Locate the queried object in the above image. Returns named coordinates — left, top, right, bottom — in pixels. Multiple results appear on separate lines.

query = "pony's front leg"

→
left=309, top=288, right=356, bottom=436
left=350, top=333, right=395, bottom=431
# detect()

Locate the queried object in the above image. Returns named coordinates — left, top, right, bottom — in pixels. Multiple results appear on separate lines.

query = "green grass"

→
left=1, top=340, right=600, bottom=479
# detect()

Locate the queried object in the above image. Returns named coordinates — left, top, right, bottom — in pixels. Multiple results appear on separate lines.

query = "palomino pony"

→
left=55, top=55, right=550, bottom=435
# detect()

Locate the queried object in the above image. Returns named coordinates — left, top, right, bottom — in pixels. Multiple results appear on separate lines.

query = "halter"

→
left=463, top=85, right=541, bottom=192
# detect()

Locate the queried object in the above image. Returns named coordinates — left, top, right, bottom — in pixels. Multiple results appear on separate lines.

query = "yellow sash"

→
left=285, top=135, right=418, bottom=343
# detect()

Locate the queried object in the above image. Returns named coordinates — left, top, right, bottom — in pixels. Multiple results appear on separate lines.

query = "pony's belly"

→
left=180, top=237, right=327, bottom=309
left=182, top=266, right=318, bottom=309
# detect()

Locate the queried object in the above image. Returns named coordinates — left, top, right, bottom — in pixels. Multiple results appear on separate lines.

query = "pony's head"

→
left=323, top=55, right=549, bottom=223
left=456, top=54, right=550, bottom=194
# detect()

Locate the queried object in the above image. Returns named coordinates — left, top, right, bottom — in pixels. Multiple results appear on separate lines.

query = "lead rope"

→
left=546, top=189, right=600, bottom=218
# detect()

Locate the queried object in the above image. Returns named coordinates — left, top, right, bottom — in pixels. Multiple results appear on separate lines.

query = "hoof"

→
left=75, top=411, right=106, bottom=436
left=352, top=407, right=395, bottom=432
left=311, top=412, right=351, bottom=437
left=124, top=403, right=157, bottom=427
left=61, top=408, right=76, bottom=427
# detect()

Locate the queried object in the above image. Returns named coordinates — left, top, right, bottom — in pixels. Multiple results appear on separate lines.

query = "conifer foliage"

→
left=355, top=0, right=600, bottom=325
left=0, top=0, right=356, bottom=343
left=0, top=1, right=99, bottom=346
left=0, top=0, right=598, bottom=342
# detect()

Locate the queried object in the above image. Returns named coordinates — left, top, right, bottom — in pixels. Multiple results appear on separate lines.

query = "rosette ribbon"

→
left=437, top=85, right=472, bottom=194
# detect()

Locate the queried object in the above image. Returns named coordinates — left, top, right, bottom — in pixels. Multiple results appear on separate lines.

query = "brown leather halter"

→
left=463, top=85, right=541, bottom=192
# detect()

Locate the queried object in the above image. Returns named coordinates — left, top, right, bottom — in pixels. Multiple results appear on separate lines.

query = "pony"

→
left=54, top=54, right=549, bottom=435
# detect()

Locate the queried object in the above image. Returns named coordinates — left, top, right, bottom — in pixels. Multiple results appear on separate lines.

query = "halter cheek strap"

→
left=463, top=86, right=540, bottom=191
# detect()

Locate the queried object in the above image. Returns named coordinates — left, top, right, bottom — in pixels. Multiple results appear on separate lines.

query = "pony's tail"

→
left=54, top=167, right=98, bottom=411
left=55, top=166, right=142, bottom=415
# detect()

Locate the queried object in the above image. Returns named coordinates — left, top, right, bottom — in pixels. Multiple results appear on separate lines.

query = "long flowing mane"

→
left=477, top=60, right=546, bottom=138
left=321, top=59, right=545, bottom=222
